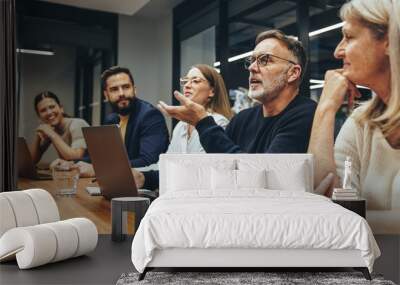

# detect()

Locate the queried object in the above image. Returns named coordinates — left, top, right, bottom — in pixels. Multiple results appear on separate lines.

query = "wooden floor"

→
left=17, top=177, right=134, bottom=234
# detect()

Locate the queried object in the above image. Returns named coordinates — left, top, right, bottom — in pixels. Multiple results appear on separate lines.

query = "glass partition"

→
left=180, top=26, right=216, bottom=77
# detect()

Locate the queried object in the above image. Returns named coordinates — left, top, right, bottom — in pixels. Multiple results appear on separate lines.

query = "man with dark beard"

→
left=101, top=66, right=169, bottom=167
left=159, top=30, right=316, bottom=153
left=51, top=66, right=169, bottom=178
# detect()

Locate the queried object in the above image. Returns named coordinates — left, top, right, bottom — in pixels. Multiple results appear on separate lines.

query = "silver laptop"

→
left=17, top=137, right=52, bottom=180
left=82, top=125, right=140, bottom=200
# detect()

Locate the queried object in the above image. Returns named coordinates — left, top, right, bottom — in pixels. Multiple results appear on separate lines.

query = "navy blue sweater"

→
left=196, top=95, right=316, bottom=153
left=105, top=98, right=169, bottom=167
left=143, top=95, right=316, bottom=190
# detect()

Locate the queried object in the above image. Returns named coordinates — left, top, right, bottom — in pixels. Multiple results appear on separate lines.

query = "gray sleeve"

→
left=69, top=119, right=90, bottom=149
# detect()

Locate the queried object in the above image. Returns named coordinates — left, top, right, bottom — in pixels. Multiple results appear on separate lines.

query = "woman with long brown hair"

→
left=132, top=64, right=233, bottom=189
left=167, top=64, right=233, bottom=153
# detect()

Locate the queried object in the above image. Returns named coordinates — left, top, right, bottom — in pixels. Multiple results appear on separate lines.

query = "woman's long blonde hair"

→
left=340, top=0, right=400, bottom=137
left=193, top=64, right=233, bottom=119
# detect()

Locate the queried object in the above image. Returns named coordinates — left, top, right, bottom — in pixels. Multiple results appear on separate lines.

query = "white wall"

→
left=118, top=12, right=173, bottom=131
left=18, top=46, right=76, bottom=164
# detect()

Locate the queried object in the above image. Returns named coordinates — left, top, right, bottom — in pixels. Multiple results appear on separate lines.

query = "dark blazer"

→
left=105, top=98, right=169, bottom=167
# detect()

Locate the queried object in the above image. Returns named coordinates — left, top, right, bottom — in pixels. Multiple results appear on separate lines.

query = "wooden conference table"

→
left=17, top=177, right=134, bottom=234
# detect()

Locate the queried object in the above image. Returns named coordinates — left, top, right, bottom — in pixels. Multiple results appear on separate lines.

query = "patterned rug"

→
left=116, top=271, right=396, bottom=285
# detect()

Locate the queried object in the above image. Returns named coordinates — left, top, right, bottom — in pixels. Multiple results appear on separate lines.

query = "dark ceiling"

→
left=227, top=0, right=346, bottom=80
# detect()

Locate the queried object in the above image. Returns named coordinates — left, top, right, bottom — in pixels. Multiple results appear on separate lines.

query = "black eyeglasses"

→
left=244, top=53, right=297, bottom=70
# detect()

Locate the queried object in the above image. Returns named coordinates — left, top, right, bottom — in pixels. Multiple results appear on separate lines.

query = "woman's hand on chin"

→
left=318, top=69, right=361, bottom=114
left=37, top=124, right=57, bottom=140
left=36, top=131, right=50, bottom=146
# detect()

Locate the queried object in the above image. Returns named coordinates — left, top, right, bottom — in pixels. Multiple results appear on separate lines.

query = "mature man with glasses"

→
left=159, top=29, right=316, bottom=154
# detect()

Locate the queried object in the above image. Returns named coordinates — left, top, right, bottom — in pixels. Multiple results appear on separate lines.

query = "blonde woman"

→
left=134, top=64, right=233, bottom=189
left=309, top=0, right=400, bottom=231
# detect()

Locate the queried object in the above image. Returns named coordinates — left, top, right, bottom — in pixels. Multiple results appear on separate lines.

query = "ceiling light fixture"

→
left=16, top=49, right=55, bottom=56
left=215, top=22, right=344, bottom=66
left=310, top=82, right=370, bottom=90
left=309, top=22, right=344, bottom=37
left=228, top=51, right=253, bottom=63
left=310, top=84, right=325, bottom=90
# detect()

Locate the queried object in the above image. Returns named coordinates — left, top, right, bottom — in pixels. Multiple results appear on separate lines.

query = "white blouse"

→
left=167, top=113, right=229, bottom=154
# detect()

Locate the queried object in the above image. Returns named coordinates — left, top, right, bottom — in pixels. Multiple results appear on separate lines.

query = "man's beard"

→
left=110, top=97, right=135, bottom=116
left=248, top=71, right=288, bottom=103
